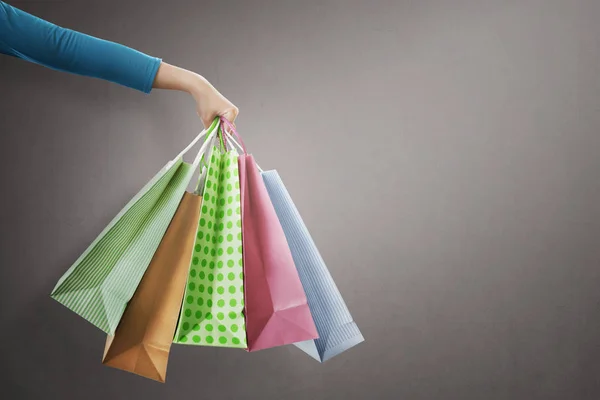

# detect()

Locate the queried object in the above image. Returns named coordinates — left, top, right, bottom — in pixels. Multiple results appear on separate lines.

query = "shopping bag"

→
left=224, top=120, right=318, bottom=352
left=173, top=128, right=247, bottom=348
left=51, top=119, right=220, bottom=334
left=102, top=192, right=202, bottom=382
left=262, top=171, right=364, bottom=362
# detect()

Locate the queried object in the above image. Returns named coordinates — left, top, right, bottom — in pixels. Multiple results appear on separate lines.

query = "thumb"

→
left=220, top=107, right=239, bottom=124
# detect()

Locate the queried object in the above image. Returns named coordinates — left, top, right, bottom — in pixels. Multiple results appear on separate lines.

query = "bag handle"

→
left=220, top=117, right=246, bottom=154
left=192, top=121, right=219, bottom=168
left=221, top=119, right=264, bottom=172
left=174, top=118, right=220, bottom=162
left=193, top=130, right=220, bottom=194
left=163, top=117, right=220, bottom=173
left=191, top=117, right=242, bottom=195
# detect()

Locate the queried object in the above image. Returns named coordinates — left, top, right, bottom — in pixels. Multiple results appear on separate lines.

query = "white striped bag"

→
left=51, top=119, right=221, bottom=335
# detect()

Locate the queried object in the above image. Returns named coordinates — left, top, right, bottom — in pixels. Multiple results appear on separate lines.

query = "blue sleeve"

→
left=0, top=1, right=161, bottom=93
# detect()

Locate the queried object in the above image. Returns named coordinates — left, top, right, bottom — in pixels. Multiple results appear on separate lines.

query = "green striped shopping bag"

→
left=51, top=119, right=220, bottom=335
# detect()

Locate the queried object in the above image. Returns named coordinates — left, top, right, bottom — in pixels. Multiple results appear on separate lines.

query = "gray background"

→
left=1, top=0, right=599, bottom=399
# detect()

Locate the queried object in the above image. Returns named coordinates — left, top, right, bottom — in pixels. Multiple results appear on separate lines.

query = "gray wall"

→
left=1, top=0, right=600, bottom=399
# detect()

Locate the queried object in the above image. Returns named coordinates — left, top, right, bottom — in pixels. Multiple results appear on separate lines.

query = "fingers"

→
left=201, top=111, right=234, bottom=130
left=220, top=107, right=239, bottom=125
left=196, top=92, right=238, bottom=129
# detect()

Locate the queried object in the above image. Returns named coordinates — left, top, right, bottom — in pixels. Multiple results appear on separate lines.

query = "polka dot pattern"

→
left=174, top=147, right=246, bottom=348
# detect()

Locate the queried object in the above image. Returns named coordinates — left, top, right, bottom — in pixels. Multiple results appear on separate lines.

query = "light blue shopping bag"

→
left=261, top=170, right=364, bottom=362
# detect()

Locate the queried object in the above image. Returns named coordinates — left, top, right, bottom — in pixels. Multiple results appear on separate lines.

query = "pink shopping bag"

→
left=224, top=119, right=318, bottom=352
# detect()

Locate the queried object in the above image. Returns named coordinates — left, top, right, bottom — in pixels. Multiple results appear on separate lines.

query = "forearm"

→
left=0, top=1, right=161, bottom=93
left=152, top=62, right=239, bottom=127
left=1, top=1, right=238, bottom=126
left=152, top=62, right=215, bottom=102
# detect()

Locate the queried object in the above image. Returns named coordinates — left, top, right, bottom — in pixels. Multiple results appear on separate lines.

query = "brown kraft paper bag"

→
left=102, top=192, right=201, bottom=382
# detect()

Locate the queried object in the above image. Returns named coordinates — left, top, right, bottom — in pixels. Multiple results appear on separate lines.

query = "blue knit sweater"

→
left=0, top=1, right=161, bottom=93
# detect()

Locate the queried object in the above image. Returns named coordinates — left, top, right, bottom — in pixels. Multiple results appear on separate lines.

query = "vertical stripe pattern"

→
left=262, top=170, right=364, bottom=362
left=51, top=160, right=194, bottom=334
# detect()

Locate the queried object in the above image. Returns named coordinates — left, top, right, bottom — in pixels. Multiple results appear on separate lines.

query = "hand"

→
left=190, top=76, right=239, bottom=129
left=152, top=62, right=239, bottom=128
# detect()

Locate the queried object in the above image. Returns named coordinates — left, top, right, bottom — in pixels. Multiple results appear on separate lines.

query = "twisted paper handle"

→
left=220, top=117, right=247, bottom=155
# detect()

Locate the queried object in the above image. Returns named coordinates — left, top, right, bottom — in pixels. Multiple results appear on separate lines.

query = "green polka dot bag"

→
left=173, top=128, right=247, bottom=348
